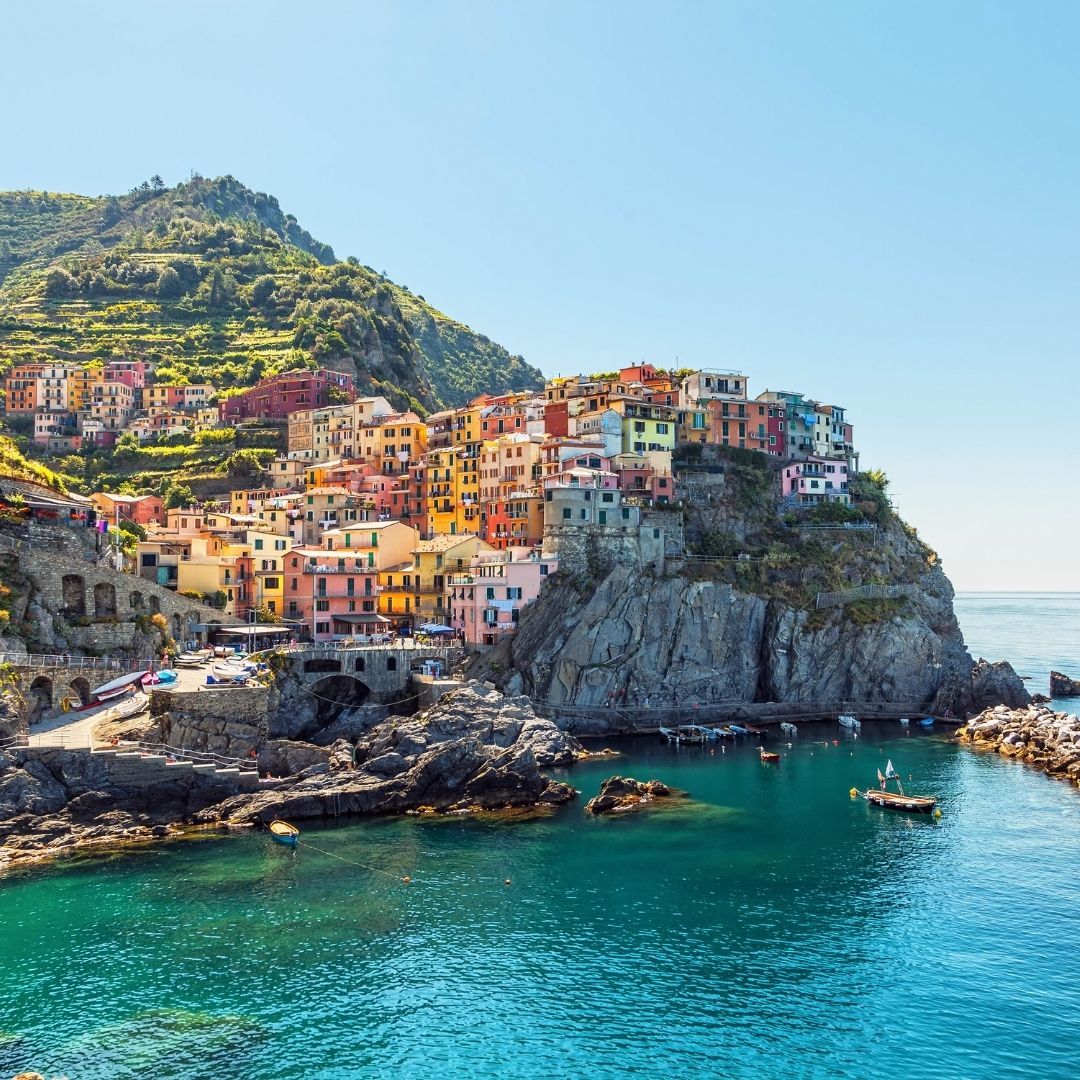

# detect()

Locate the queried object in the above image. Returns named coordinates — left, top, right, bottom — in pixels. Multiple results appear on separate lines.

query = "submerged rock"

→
left=585, top=775, right=677, bottom=815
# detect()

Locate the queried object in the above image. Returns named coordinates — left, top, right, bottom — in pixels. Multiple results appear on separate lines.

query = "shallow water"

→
left=2, top=728, right=1079, bottom=1080
left=1, top=595, right=1079, bottom=1078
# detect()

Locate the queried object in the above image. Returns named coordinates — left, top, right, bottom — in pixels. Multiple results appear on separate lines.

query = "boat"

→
left=176, top=653, right=207, bottom=668
left=728, top=724, right=751, bottom=736
left=708, top=726, right=734, bottom=738
left=779, top=722, right=798, bottom=736
left=675, top=725, right=706, bottom=745
left=89, top=670, right=147, bottom=703
left=838, top=714, right=861, bottom=731
left=856, top=760, right=936, bottom=814
left=759, top=746, right=781, bottom=763
left=918, top=717, right=935, bottom=729
left=899, top=718, right=910, bottom=726
left=269, top=820, right=299, bottom=846
left=744, top=725, right=765, bottom=737
left=157, top=669, right=178, bottom=683
left=658, top=726, right=679, bottom=743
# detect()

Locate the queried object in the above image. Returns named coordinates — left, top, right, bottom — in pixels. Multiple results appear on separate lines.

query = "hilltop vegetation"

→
left=0, top=175, right=541, bottom=413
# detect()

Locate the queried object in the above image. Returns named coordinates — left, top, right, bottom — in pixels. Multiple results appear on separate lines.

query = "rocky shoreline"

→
left=0, top=685, right=590, bottom=874
left=954, top=704, right=1080, bottom=788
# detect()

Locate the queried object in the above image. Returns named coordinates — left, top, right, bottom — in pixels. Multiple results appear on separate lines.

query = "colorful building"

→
left=219, top=369, right=356, bottom=423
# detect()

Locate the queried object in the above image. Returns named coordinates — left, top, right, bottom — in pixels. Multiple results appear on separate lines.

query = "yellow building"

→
left=378, top=533, right=494, bottom=627
left=609, top=398, right=678, bottom=454
left=421, top=448, right=467, bottom=538
left=175, top=535, right=254, bottom=617
left=244, top=528, right=294, bottom=618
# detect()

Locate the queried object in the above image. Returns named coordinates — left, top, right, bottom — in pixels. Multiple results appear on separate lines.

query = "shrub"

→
left=150, top=612, right=169, bottom=633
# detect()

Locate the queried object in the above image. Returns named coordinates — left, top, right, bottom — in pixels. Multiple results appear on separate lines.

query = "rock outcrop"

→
left=1050, top=671, right=1080, bottom=698
left=482, top=564, right=1027, bottom=729
left=955, top=704, right=1080, bottom=787
left=584, top=775, right=677, bottom=815
left=200, top=683, right=580, bottom=826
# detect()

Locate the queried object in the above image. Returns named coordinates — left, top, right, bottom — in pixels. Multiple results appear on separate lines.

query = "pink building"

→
left=282, top=547, right=384, bottom=640
left=220, top=370, right=356, bottom=423
left=781, top=457, right=850, bottom=505
left=448, top=547, right=557, bottom=646
left=103, top=360, right=150, bottom=389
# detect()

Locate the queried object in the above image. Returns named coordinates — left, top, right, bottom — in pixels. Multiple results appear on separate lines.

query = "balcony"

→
left=302, top=564, right=374, bottom=574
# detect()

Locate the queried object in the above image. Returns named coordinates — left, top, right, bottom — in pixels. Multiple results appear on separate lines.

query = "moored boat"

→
left=759, top=746, right=781, bottom=763
left=855, top=760, right=936, bottom=814
left=728, top=724, right=751, bottom=736
left=918, top=717, right=935, bottom=729
left=779, top=722, right=798, bottom=737
left=269, top=820, right=299, bottom=846
left=838, top=714, right=861, bottom=731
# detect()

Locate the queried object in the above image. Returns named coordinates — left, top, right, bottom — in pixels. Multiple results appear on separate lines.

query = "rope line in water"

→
left=295, top=838, right=411, bottom=883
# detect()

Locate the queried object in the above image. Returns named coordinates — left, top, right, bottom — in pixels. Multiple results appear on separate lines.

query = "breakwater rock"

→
left=1050, top=671, right=1080, bottom=698
left=955, top=704, right=1080, bottom=787
left=584, top=775, right=678, bottom=815
left=202, top=682, right=581, bottom=826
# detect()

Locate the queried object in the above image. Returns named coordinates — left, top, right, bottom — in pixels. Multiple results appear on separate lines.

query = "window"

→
left=507, top=587, right=522, bottom=600
left=316, top=622, right=330, bottom=635
left=264, top=577, right=280, bottom=590
left=656, top=423, right=668, bottom=434
left=601, top=492, right=614, bottom=503
left=486, top=587, right=495, bottom=600
left=540, top=564, right=548, bottom=576
left=562, top=507, right=571, bottom=520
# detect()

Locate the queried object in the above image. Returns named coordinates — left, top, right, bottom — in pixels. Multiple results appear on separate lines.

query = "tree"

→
left=151, top=174, right=165, bottom=191
left=117, top=518, right=147, bottom=542
left=221, top=449, right=269, bottom=480
left=156, top=265, right=182, bottom=298
left=251, top=274, right=276, bottom=306
left=864, top=469, right=889, bottom=493
left=44, top=267, right=76, bottom=297
left=162, top=481, right=196, bottom=509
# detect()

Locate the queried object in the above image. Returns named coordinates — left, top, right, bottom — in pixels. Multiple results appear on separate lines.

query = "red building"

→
left=219, top=369, right=356, bottom=423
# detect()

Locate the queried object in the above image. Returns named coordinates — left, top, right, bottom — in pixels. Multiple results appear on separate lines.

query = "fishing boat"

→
left=175, top=653, right=207, bottom=668
left=856, top=760, right=936, bottom=814
left=675, top=725, right=706, bottom=745
left=728, top=724, right=751, bottom=736
left=779, top=722, right=798, bottom=737
left=759, top=746, right=781, bottom=763
left=658, top=726, right=679, bottom=743
left=707, top=726, right=734, bottom=739
left=269, top=820, right=299, bottom=846
left=838, top=714, right=861, bottom=731
left=918, top=717, right=935, bottom=729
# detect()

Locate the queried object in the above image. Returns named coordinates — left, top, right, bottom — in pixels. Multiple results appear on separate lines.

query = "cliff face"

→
left=480, top=456, right=1028, bottom=724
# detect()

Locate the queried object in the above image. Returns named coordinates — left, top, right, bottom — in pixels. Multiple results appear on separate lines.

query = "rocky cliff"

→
left=477, top=457, right=1028, bottom=724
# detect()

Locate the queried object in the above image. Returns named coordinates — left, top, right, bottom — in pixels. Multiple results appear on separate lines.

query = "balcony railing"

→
left=302, top=565, right=375, bottom=574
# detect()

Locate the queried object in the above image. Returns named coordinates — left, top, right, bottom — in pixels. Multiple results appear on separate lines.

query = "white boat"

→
left=899, top=717, right=910, bottom=726
left=90, top=670, right=147, bottom=702
left=779, top=722, right=798, bottom=736
left=838, top=714, right=861, bottom=731
left=176, top=653, right=207, bottom=667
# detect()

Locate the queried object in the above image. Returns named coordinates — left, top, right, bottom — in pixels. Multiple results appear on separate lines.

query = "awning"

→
left=332, top=613, right=390, bottom=624
left=419, top=623, right=455, bottom=633
left=216, top=625, right=294, bottom=636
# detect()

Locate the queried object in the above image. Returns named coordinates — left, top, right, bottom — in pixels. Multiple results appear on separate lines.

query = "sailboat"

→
left=856, top=760, right=936, bottom=814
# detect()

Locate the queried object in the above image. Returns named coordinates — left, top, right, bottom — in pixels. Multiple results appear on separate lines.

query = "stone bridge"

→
left=0, top=652, right=146, bottom=728
left=274, top=642, right=464, bottom=711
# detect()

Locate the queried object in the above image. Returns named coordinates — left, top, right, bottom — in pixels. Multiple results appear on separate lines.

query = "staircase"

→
left=89, top=747, right=263, bottom=791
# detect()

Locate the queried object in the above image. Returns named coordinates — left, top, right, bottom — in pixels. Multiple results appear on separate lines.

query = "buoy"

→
left=402, top=875, right=412, bottom=884
left=504, top=878, right=512, bottom=886
left=849, top=787, right=858, bottom=798
left=933, top=809, right=942, bottom=819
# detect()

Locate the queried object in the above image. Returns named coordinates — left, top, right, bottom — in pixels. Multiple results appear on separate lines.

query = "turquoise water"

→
left=0, top=597, right=1079, bottom=1079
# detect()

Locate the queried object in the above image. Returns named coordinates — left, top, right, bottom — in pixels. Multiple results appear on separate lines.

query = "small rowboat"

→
left=759, top=747, right=781, bottom=763
left=918, top=717, right=935, bottom=729
left=728, top=724, right=751, bottom=736
left=269, top=820, right=299, bottom=846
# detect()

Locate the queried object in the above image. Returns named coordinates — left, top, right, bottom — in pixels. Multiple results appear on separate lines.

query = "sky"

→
left=2, top=0, right=1077, bottom=590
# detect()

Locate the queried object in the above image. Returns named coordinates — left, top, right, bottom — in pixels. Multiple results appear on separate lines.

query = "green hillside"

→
left=0, top=175, right=541, bottom=414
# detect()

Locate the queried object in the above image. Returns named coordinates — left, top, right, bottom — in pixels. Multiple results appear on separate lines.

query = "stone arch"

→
left=149, top=595, right=161, bottom=614
left=172, top=614, right=183, bottom=639
left=62, top=574, right=85, bottom=616
left=304, top=658, right=342, bottom=675
left=355, top=657, right=365, bottom=672
left=28, top=676, right=53, bottom=723
left=130, top=591, right=145, bottom=612
left=93, top=581, right=117, bottom=617
left=309, top=674, right=371, bottom=726
left=68, top=677, right=92, bottom=706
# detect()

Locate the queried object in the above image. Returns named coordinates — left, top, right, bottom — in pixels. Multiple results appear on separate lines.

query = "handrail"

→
left=0, top=652, right=148, bottom=671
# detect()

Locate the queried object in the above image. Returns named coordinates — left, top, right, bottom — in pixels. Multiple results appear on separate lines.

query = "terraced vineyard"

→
left=0, top=176, right=541, bottom=414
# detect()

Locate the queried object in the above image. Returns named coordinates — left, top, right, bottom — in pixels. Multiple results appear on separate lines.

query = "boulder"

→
left=585, top=775, right=675, bottom=815
left=1050, top=671, right=1080, bottom=698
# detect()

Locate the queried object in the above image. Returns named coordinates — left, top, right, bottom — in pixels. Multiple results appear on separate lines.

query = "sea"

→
left=0, top=594, right=1078, bottom=1080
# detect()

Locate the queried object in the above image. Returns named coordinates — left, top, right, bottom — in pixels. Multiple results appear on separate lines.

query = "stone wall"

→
left=150, top=686, right=271, bottom=758
left=542, top=522, right=666, bottom=579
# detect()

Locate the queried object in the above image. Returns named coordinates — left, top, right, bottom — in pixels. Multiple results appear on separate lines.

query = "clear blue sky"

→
left=3, top=1, right=1076, bottom=590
